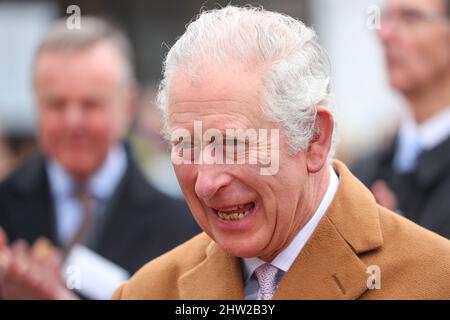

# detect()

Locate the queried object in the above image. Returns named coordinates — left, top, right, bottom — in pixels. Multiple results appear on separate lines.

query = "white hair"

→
left=157, top=5, right=337, bottom=159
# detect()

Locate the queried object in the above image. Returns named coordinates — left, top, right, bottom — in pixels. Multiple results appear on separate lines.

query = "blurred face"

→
left=168, top=65, right=321, bottom=261
left=34, top=42, right=132, bottom=180
left=378, top=0, right=450, bottom=93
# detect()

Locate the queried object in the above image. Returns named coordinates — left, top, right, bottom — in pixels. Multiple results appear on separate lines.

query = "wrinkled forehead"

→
left=169, top=64, right=259, bottom=110
left=165, top=64, right=280, bottom=139
left=168, top=62, right=264, bottom=104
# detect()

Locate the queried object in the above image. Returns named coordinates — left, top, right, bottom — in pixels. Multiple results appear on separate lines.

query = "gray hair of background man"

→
left=34, top=16, right=135, bottom=85
left=157, top=6, right=337, bottom=159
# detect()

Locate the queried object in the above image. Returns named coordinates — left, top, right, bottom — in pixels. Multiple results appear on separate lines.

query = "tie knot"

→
left=254, top=263, right=279, bottom=300
left=73, top=182, right=89, bottom=197
left=73, top=182, right=97, bottom=206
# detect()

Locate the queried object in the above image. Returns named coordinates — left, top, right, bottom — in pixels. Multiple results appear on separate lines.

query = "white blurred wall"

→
left=0, top=1, right=57, bottom=134
left=309, top=0, right=405, bottom=161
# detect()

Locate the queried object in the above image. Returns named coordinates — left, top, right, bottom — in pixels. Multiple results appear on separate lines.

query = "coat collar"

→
left=179, top=160, right=383, bottom=299
left=178, top=240, right=244, bottom=299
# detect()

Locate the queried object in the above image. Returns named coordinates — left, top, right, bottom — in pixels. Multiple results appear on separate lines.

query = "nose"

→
left=378, top=18, right=397, bottom=44
left=64, top=104, right=83, bottom=128
left=194, top=163, right=233, bottom=201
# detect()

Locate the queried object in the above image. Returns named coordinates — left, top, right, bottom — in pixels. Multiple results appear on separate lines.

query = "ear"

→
left=306, top=105, right=334, bottom=173
left=120, top=81, right=139, bottom=137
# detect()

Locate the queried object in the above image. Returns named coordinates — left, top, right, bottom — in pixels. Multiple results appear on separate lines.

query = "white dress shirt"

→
left=46, top=144, right=127, bottom=246
left=242, top=167, right=339, bottom=300
left=394, top=106, right=450, bottom=173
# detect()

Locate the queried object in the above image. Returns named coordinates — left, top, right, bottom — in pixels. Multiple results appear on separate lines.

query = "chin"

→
left=216, top=238, right=265, bottom=259
left=389, top=71, right=416, bottom=93
left=60, top=158, right=99, bottom=179
left=390, top=78, right=412, bottom=93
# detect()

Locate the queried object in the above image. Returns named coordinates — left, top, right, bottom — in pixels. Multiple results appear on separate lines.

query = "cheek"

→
left=407, top=35, right=449, bottom=75
left=267, top=159, right=305, bottom=219
left=38, top=111, right=62, bottom=144
left=174, top=164, right=196, bottom=188
left=422, top=43, right=450, bottom=72
left=174, top=165, right=211, bottom=227
left=87, top=109, right=118, bottom=142
left=110, top=105, right=129, bottom=136
left=174, top=165, right=200, bottom=204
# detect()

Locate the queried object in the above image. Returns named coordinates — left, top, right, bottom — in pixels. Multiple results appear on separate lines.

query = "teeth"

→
left=220, top=206, right=239, bottom=212
left=217, top=210, right=251, bottom=221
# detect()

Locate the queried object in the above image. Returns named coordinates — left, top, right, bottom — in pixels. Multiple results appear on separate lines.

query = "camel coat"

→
left=113, top=161, right=450, bottom=299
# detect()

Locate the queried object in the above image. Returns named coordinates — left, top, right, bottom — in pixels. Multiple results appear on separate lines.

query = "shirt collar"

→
left=241, top=166, right=339, bottom=282
left=89, top=144, right=127, bottom=200
left=47, top=144, right=127, bottom=201
left=399, top=105, right=450, bottom=151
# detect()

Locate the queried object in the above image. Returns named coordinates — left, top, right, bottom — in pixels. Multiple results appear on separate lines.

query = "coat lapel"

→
left=178, top=241, right=244, bottom=299
left=275, top=160, right=383, bottom=299
left=273, top=216, right=370, bottom=299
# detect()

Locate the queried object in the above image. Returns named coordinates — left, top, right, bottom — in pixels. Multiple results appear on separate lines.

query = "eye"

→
left=400, top=9, right=424, bottom=24
left=171, top=137, right=199, bottom=162
left=45, top=97, right=66, bottom=111
left=223, top=138, right=236, bottom=155
left=224, top=137, right=238, bottom=148
left=172, top=139, right=194, bottom=152
left=181, top=140, right=195, bottom=150
left=223, top=137, right=248, bottom=161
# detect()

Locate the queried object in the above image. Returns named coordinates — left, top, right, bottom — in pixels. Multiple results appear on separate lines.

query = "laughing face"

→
left=167, top=63, right=328, bottom=261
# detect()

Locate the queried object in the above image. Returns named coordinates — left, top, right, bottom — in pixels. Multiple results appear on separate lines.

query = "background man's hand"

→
left=0, top=228, right=11, bottom=298
left=0, top=228, right=78, bottom=300
left=371, top=180, right=398, bottom=211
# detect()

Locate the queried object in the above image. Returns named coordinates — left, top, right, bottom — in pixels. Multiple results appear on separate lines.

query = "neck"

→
left=404, top=72, right=450, bottom=124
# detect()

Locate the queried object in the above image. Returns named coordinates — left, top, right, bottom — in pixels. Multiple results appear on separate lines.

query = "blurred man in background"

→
left=351, top=0, right=450, bottom=238
left=0, top=17, right=199, bottom=299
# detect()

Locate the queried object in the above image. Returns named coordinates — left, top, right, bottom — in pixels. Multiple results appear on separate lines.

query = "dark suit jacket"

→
left=0, top=147, right=200, bottom=275
left=350, top=134, right=450, bottom=239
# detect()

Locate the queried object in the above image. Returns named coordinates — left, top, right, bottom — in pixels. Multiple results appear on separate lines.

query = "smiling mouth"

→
left=212, top=202, right=255, bottom=222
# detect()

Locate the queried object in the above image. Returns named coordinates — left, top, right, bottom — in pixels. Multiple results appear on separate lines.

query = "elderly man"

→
left=113, top=6, right=450, bottom=300
left=0, top=17, right=199, bottom=300
left=351, top=0, right=450, bottom=239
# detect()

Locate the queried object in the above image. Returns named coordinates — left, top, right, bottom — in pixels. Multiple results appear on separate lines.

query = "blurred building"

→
left=0, top=0, right=401, bottom=184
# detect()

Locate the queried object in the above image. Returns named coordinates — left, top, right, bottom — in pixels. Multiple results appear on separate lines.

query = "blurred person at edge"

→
left=351, top=0, right=450, bottom=239
left=0, top=17, right=199, bottom=300
left=0, top=121, right=12, bottom=180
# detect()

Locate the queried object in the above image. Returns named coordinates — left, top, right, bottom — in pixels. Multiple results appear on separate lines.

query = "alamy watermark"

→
left=367, top=5, right=382, bottom=30
left=66, top=5, right=81, bottom=30
left=170, top=121, right=280, bottom=176
left=366, top=265, right=381, bottom=290
left=65, top=265, right=81, bottom=291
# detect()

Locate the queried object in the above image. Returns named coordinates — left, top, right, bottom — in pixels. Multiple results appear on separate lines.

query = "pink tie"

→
left=254, top=263, right=279, bottom=300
